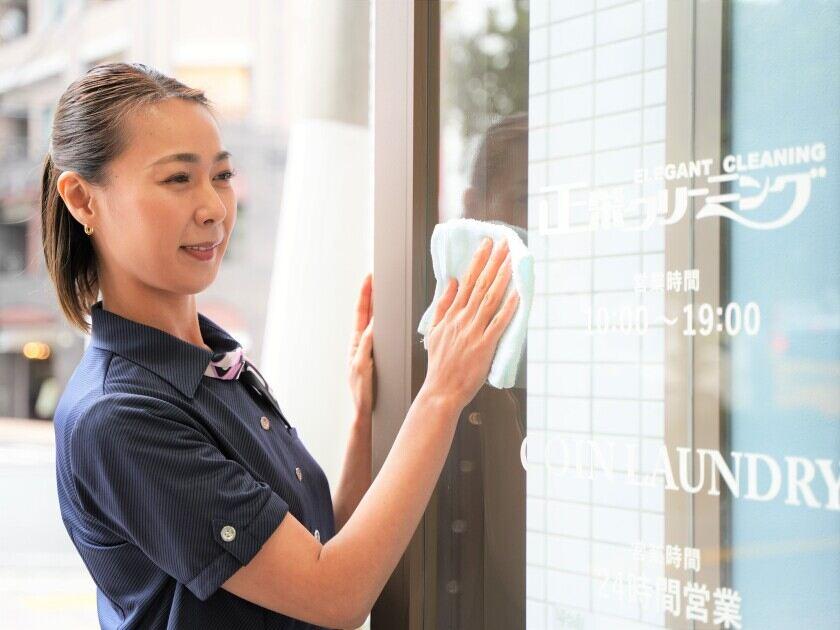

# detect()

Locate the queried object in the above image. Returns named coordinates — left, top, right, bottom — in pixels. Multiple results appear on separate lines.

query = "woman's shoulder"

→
left=59, top=355, right=185, bottom=415
left=57, top=389, right=193, bottom=452
left=83, top=390, right=190, bottom=425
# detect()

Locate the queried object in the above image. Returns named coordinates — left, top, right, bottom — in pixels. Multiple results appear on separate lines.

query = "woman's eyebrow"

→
left=147, top=150, right=231, bottom=168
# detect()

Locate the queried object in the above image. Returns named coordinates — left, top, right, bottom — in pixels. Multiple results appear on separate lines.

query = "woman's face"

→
left=87, top=98, right=237, bottom=297
left=462, top=137, right=528, bottom=228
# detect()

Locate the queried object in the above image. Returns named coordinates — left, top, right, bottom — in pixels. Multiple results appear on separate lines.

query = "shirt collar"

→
left=88, top=299, right=243, bottom=398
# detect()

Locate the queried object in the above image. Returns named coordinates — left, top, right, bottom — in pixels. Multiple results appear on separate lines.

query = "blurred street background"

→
left=0, top=417, right=97, bottom=627
left=0, top=0, right=373, bottom=627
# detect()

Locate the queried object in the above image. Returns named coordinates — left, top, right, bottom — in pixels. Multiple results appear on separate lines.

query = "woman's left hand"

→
left=348, top=272, right=374, bottom=418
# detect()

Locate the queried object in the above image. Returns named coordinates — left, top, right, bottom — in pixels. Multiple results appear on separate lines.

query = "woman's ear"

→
left=56, top=171, right=98, bottom=227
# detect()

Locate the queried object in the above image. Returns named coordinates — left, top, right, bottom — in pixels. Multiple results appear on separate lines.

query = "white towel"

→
left=417, top=218, right=535, bottom=389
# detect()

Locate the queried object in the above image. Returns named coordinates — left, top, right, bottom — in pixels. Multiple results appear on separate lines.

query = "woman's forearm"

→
left=317, top=385, right=462, bottom=618
left=331, top=411, right=372, bottom=533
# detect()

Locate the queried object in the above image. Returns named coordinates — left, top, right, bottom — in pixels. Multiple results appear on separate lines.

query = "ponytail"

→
left=40, top=151, right=99, bottom=335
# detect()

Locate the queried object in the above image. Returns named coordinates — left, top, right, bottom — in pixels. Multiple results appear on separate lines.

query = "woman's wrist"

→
left=350, top=384, right=463, bottom=427
left=415, top=383, right=464, bottom=421
left=352, top=405, right=372, bottom=428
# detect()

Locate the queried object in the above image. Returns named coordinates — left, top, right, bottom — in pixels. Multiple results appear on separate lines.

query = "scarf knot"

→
left=204, top=346, right=246, bottom=380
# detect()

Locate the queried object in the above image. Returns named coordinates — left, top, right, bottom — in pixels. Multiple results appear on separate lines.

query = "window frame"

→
left=664, top=0, right=728, bottom=621
left=371, top=1, right=439, bottom=627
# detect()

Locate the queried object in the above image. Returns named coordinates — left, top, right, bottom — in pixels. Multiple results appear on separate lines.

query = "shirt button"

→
left=468, top=411, right=482, bottom=425
left=260, top=416, right=271, bottom=430
left=314, top=529, right=320, bottom=542
left=220, top=525, right=236, bottom=542
left=295, top=466, right=303, bottom=481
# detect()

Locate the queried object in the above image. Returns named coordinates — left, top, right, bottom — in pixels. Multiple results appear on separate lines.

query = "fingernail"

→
left=481, top=237, right=492, bottom=248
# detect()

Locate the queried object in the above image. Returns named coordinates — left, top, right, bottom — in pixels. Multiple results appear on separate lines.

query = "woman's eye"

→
left=164, top=170, right=237, bottom=184
left=217, top=169, right=237, bottom=182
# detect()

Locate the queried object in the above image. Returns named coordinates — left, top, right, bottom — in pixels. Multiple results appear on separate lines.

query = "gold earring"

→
left=84, top=224, right=93, bottom=236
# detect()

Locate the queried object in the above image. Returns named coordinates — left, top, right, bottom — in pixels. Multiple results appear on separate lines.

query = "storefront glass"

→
left=726, top=1, right=839, bottom=627
left=433, top=1, right=839, bottom=628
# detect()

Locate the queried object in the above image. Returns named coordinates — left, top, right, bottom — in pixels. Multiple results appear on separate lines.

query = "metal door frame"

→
left=371, top=1, right=439, bottom=627
left=664, top=2, right=727, bottom=627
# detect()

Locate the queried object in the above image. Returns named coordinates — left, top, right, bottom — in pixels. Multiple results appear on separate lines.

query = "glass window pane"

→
left=435, top=1, right=839, bottom=628
left=436, top=2, right=530, bottom=628
left=726, top=1, right=840, bottom=627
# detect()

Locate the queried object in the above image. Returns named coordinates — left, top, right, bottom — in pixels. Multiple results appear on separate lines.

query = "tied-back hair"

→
left=40, top=62, right=214, bottom=335
left=468, top=111, right=528, bottom=195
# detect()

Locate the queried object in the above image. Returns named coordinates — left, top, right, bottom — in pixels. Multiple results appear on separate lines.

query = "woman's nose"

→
left=197, top=184, right=228, bottom=224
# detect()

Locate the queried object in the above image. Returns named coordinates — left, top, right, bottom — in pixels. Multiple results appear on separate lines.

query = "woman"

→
left=44, top=63, right=518, bottom=630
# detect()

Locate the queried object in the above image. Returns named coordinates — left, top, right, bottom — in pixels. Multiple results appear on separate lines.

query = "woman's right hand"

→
left=421, top=236, right=519, bottom=412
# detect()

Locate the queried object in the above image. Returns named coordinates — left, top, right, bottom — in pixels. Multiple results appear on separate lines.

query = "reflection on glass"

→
left=436, top=2, right=529, bottom=628
left=437, top=0, right=838, bottom=628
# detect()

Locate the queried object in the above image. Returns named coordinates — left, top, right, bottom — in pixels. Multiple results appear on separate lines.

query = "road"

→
left=0, top=417, right=98, bottom=629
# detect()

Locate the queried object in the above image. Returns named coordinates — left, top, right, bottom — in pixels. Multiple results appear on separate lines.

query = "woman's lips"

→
left=180, top=243, right=218, bottom=261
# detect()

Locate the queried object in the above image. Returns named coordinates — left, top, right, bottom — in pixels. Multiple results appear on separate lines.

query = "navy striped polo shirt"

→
left=53, top=300, right=336, bottom=629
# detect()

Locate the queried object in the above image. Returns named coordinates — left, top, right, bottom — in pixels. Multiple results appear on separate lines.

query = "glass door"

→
left=373, top=1, right=839, bottom=628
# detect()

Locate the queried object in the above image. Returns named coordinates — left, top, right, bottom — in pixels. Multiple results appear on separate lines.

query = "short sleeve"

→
left=69, top=393, right=290, bottom=601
